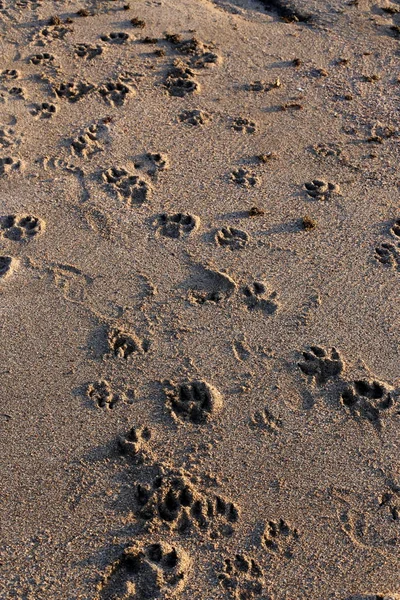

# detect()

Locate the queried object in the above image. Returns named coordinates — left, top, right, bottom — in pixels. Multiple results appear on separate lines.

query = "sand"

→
left=0, top=0, right=399, bottom=598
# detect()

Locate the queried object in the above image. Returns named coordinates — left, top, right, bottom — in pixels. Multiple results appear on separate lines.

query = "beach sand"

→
left=0, top=0, right=399, bottom=598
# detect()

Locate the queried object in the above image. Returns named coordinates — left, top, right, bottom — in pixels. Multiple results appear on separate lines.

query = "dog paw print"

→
left=0, top=256, right=15, bottom=280
left=341, top=379, right=398, bottom=430
left=103, top=166, right=152, bottom=206
left=375, top=219, right=400, bottom=270
left=74, top=43, right=103, bottom=59
left=86, top=379, right=121, bottom=409
left=298, top=345, right=344, bottom=385
left=243, top=282, right=279, bottom=315
left=262, top=518, right=299, bottom=559
left=8, top=86, right=25, bottom=99
left=29, top=52, right=55, bottom=65
left=0, top=214, right=44, bottom=240
left=165, top=379, right=223, bottom=424
left=71, top=123, right=108, bottom=158
left=218, top=554, right=265, bottom=599
left=304, top=179, right=340, bottom=200
left=30, top=101, right=57, bottom=119
left=0, top=156, right=23, bottom=176
left=379, top=483, right=400, bottom=522
left=231, top=117, right=257, bottom=133
left=95, top=541, right=190, bottom=600
left=216, top=226, right=249, bottom=250
left=99, top=80, right=132, bottom=106
left=136, top=469, right=239, bottom=536
left=178, top=109, right=211, bottom=125
left=55, top=80, right=94, bottom=103
left=1, top=69, right=19, bottom=80
left=107, top=327, right=149, bottom=359
left=230, top=168, right=259, bottom=187
left=100, top=32, right=130, bottom=44
left=155, top=213, right=200, bottom=238
left=250, top=407, right=282, bottom=433
left=165, top=62, right=200, bottom=97
left=188, top=266, right=237, bottom=305
left=117, top=425, right=152, bottom=463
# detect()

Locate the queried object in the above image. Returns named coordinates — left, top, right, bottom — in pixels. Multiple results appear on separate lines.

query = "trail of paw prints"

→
left=262, top=518, right=299, bottom=560
left=0, top=214, right=44, bottom=240
left=375, top=219, right=400, bottom=271
left=164, top=379, right=223, bottom=424
left=218, top=553, right=267, bottom=599
left=95, top=540, right=190, bottom=600
left=135, top=467, right=239, bottom=537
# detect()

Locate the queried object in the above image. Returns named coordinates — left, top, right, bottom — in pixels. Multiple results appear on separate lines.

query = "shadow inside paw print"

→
left=165, top=379, right=223, bottom=424
left=341, top=379, right=398, bottom=431
left=298, top=345, right=343, bottom=385
left=304, top=179, right=340, bottom=200
left=155, top=213, right=199, bottom=238
left=263, top=518, right=299, bottom=559
left=243, top=282, right=278, bottom=315
left=216, top=226, right=249, bottom=250
left=218, top=553, right=265, bottom=599
left=375, top=218, right=400, bottom=270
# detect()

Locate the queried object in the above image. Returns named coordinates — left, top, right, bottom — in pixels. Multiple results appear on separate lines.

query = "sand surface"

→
left=0, top=0, right=400, bottom=598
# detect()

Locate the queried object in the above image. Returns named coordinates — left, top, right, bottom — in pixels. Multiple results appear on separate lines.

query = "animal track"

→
left=298, top=346, right=344, bottom=385
left=36, top=24, right=71, bottom=44
left=262, top=518, right=299, bottom=559
left=155, top=213, right=200, bottom=238
left=99, top=81, right=132, bottom=106
left=146, top=152, right=169, bottom=174
left=311, top=142, right=343, bottom=158
left=30, top=101, right=57, bottom=119
left=218, top=554, right=265, bottom=600
left=375, top=219, right=400, bottom=270
left=100, top=32, right=130, bottom=44
left=164, top=379, right=223, bottom=424
left=0, top=256, right=15, bottom=280
left=117, top=425, right=152, bottom=463
left=243, top=282, right=279, bottom=315
left=95, top=541, right=190, bottom=600
left=103, top=166, right=152, bottom=206
left=165, top=61, right=200, bottom=97
left=1, top=69, right=19, bottom=80
left=0, top=214, right=44, bottom=240
left=341, top=379, right=398, bottom=430
left=74, top=43, right=103, bottom=59
left=0, top=156, right=23, bottom=176
left=246, top=78, right=281, bottom=92
left=29, top=52, right=55, bottom=65
left=178, top=109, right=211, bottom=125
left=187, top=266, right=237, bottom=304
left=250, top=407, right=282, bottom=433
left=171, top=37, right=220, bottom=68
left=107, top=327, right=149, bottom=360
left=216, top=226, right=249, bottom=250
left=379, top=482, right=400, bottom=522
left=135, top=468, right=239, bottom=536
left=0, top=127, right=20, bottom=148
left=86, top=380, right=123, bottom=410
left=71, top=123, right=108, bottom=157
left=231, top=117, right=256, bottom=133
left=55, top=81, right=94, bottom=103
left=304, top=179, right=340, bottom=200
left=230, top=168, right=259, bottom=187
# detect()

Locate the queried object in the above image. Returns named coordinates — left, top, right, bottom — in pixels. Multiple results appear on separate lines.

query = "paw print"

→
left=263, top=518, right=299, bottom=559
left=0, top=256, right=14, bottom=280
left=100, top=32, right=130, bottom=44
left=231, top=117, right=257, bottom=133
left=0, top=156, right=23, bottom=176
left=218, top=554, right=265, bottom=599
left=107, top=327, right=149, bottom=359
left=216, top=226, right=249, bottom=250
left=230, top=168, right=259, bottom=187
left=30, top=101, right=57, bottom=119
left=165, top=379, right=223, bottom=424
left=298, top=345, right=343, bottom=385
left=98, top=81, right=132, bottom=106
left=243, top=281, right=279, bottom=315
left=117, top=425, right=152, bottom=463
left=341, top=378, right=398, bottom=430
left=155, top=213, right=200, bottom=238
left=304, top=179, right=340, bottom=200
left=375, top=219, right=400, bottom=270
left=0, top=214, right=44, bottom=240
left=74, top=43, right=103, bottom=59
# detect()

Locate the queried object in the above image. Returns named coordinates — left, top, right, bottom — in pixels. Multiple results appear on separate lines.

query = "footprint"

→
left=245, top=79, right=281, bottom=92
left=230, top=168, right=259, bottom=187
left=0, top=127, right=20, bottom=149
left=0, top=156, right=23, bottom=176
left=154, top=213, right=200, bottom=238
left=215, top=226, right=249, bottom=250
left=375, top=219, right=400, bottom=270
left=36, top=24, right=71, bottom=44
left=136, top=468, right=239, bottom=536
left=74, top=43, right=103, bottom=59
left=298, top=346, right=344, bottom=385
left=304, top=179, right=340, bottom=200
left=85, top=379, right=131, bottom=410
left=146, top=152, right=169, bottom=174
left=187, top=265, right=237, bottom=304
left=100, top=32, right=130, bottom=44
left=262, top=518, right=299, bottom=559
left=71, top=122, right=108, bottom=158
left=117, top=425, right=152, bottom=463
left=98, top=80, right=132, bottom=107
left=29, top=52, right=55, bottom=65
left=55, top=80, right=94, bottom=103
left=379, top=483, right=400, bottom=522
left=164, top=61, right=200, bottom=97
left=0, top=214, right=44, bottom=240
left=8, top=86, right=25, bottom=99
left=243, top=282, right=279, bottom=315
left=103, top=166, right=151, bottom=206
left=218, top=554, right=265, bottom=599
left=107, top=326, right=149, bottom=359
left=96, top=541, right=190, bottom=600
left=170, top=36, right=220, bottom=68
left=250, top=407, right=282, bottom=433
left=231, top=117, right=257, bottom=133
left=341, top=379, right=398, bottom=431
left=164, top=379, right=223, bottom=424
left=311, top=142, right=343, bottom=158
left=178, top=109, right=211, bottom=125
left=1, top=69, right=19, bottom=80
left=0, top=256, right=16, bottom=280
left=30, top=101, right=57, bottom=119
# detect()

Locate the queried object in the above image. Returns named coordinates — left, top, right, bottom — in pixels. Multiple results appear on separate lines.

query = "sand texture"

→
left=0, top=0, right=400, bottom=598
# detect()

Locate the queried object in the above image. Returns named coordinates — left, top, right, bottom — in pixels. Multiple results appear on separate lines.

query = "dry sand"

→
left=0, top=0, right=400, bottom=598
